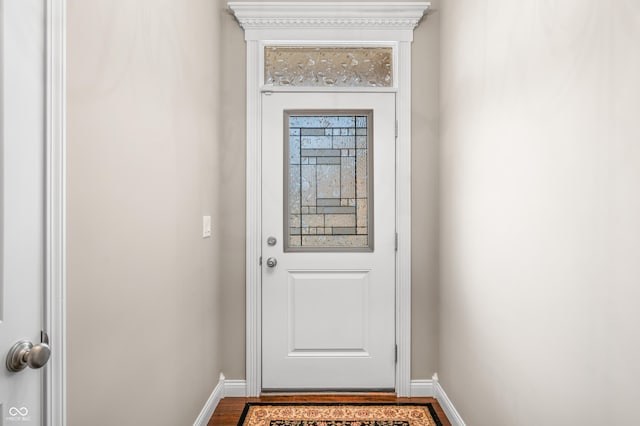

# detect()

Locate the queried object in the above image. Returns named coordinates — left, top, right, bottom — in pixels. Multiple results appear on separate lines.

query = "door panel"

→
left=262, top=92, right=396, bottom=390
left=288, top=270, right=369, bottom=354
left=1, top=0, right=47, bottom=423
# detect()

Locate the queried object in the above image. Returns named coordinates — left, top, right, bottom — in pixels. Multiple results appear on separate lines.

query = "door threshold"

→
left=261, top=390, right=396, bottom=396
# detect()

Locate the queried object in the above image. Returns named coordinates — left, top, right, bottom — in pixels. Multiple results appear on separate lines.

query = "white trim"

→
left=394, top=39, right=412, bottom=399
left=229, top=2, right=428, bottom=31
left=409, top=380, right=434, bottom=397
left=45, top=1, right=66, bottom=425
left=193, top=374, right=226, bottom=426
left=262, top=86, right=398, bottom=94
left=224, top=379, right=248, bottom=398
left=229, top=1, right=429, bottom=397
left=433, top=375, right=466, bottom=426
left=229, top=2, right=428, bottom=43
left=192, top=377, right=457, bottom=426
left=245, top=38, right=262, bottom=398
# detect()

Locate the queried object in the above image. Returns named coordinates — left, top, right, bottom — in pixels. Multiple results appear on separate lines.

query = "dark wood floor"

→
left=208, top=394, right=451, bottom=425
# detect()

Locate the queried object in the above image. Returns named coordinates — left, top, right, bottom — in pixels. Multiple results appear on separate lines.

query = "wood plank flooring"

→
left=209, top=394, right=451, bottom=425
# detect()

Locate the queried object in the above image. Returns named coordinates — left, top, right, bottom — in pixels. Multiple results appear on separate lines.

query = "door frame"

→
left=45, top=0, right=66, bottom=424
left=228, top=1, right=430, bottom=397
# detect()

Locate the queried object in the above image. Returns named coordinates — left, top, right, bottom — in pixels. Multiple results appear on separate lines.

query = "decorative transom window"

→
left=265, top=46, right=393, bottom=88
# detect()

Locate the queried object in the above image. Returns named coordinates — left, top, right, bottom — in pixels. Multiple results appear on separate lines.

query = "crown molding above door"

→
left=229, top=2, right=430, bottom=41
left=228, top=1, right=430, bottom=397
left=229, top=2, right=429, bottom=31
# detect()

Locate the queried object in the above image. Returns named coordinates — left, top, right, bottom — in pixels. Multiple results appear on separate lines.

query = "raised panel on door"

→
left=262, top=92, right=396, bottom=390
left=288, top=270, right=370, bottom=355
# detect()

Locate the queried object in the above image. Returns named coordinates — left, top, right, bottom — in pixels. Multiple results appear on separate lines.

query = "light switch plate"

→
left=203, top=215, right=212, bottom=238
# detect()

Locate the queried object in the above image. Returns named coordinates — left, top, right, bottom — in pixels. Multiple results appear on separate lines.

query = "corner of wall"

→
left=193, top=373, right=226, bottom=426
left=432, top=373, right=466, bottom=426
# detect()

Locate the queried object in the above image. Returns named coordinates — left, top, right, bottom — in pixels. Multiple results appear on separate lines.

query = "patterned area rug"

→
left=238, top=403, right=443, bottom=426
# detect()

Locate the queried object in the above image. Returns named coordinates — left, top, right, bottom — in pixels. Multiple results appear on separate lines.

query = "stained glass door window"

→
left=285, top=111, right=373, bottom=251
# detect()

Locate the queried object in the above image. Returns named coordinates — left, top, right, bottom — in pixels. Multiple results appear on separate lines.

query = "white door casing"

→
left=228, top=1, right=430, bottom=396
left=262, top=92, right=396, bottom=390
left=1, top=1, right=66, bottom=424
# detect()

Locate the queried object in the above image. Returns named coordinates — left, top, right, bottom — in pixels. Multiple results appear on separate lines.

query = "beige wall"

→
left=439, top=1, right=640, bottom=425
left=411, top=1, right=440, bottom=379
left=67, top=1, right=224, bottom=425
left=219, top=2, right=247, bottom=380
left=218, top=0, right=441, bottom=380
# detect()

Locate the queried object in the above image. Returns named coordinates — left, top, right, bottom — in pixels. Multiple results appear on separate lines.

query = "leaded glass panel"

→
left=285, top=111, right=373, bottom=251
left=265, top=47, right=393, bottom=88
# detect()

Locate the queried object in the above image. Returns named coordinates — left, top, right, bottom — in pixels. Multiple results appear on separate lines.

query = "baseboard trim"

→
left=433, top=375, right=466, bottom=426
left=193, top=373, right=226, bottom=426
left=409, top=379, right=434, bottom=397
left=194, top=376, right=466, bottom=426
left=224, top=379, right=248, bottom=397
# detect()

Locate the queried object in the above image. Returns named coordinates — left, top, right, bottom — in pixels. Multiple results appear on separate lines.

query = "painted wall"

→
left=219, top=0, right=441, bottom=381
left=411, top=1, right=440, bottom=380
left=439, top=1, right=640, bottom=424
left=67, top=1, right=223, bottom=425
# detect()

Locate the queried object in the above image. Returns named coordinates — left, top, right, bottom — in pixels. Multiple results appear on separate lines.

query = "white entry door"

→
left=0, top=0, right=49, bottom=423
left=262, top=92, right=396, bottom=390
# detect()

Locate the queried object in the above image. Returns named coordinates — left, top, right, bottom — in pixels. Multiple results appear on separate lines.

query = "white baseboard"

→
left=193, top=375, right=247, bottom=425
left=433, top=375, right=466, bottom=426
left=193, top=376, right=464, bottom=426
left=410, top=379, right=434, bottom=397
left=193, top=373, right=226, bottom=426
left=224, top=379, right=248, bottom=397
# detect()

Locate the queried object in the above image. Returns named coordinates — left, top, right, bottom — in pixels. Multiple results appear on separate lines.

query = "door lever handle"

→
left=6, top=338, right=51, bottom=372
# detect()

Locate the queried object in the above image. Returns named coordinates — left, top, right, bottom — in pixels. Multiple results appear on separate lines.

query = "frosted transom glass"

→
left=265, top=47, right=392, bottom=87
left=286, top=112, right=372, bottom=251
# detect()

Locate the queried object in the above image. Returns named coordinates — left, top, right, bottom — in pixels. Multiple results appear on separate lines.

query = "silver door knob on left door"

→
left=6, top=339, right=51, bottom=372
left=266, top=257, right=278, bottom=268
